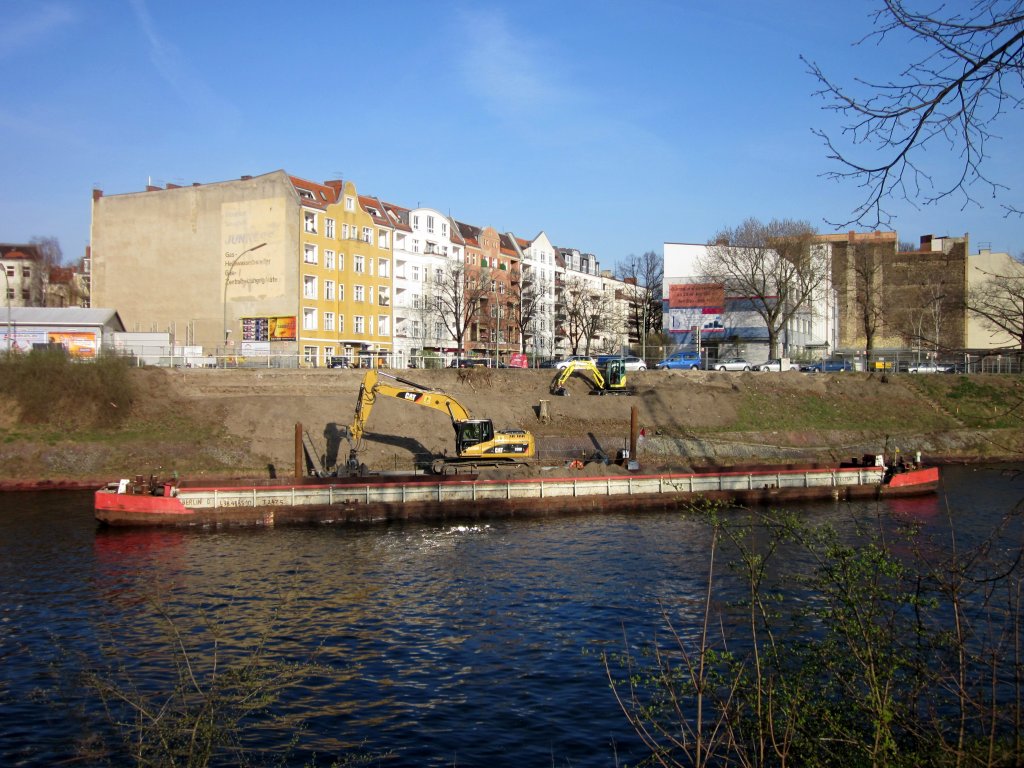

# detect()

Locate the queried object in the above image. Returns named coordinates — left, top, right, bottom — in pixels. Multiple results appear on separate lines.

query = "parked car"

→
left=449, top=358, right=492, bottom=368
left=804, top=359, right=853, bottom=373
left=327, top=356, right=350, bottom=369
left=714, top=357, right=753, bottom=371
left=555, top=355, right=595, bottom=370
left=538, top=359, right=559, bottom=369
left=907, top=362, right=954, bottom=373
left=655, top=350, right=704, bottom=370
left=595, top=355, right=647, bottom=371
left=759, top=358, right=799, bottom=372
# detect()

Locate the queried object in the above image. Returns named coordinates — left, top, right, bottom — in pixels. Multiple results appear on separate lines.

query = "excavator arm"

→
left=347, top=370, right=471, bottom=450
left=342, top=369, right=535, bottom=473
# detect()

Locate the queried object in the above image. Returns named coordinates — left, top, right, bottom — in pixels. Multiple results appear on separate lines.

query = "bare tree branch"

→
left=805, top=1, right=1024, bottom=227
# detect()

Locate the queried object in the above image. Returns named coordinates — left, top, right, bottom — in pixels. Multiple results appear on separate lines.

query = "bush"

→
left=0, top=348, right=134, bottom=428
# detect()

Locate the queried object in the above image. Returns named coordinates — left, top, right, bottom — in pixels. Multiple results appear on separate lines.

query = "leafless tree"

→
left=616, top=251, right=664, bottom=342
left=28, top=236, right=63, bottom=307
left=511, top=264, right=541, bottom=355
left=562, top=276, right=617, bottom=356
left=805, top=1, right=1024, bottom=227
left=967, top=259, right=1024, bottom=350
left=851, top=245, right=886, bottom=357
left=699, top=218, right=826, bottom=359
left=434, top=258, right=491, bottom=355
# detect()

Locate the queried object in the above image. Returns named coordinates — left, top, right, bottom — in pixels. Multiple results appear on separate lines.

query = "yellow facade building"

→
left=90, top=170, right=392, bottom=367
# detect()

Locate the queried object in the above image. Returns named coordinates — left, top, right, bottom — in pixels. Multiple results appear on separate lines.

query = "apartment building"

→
left=90, top=171, right=393, bottom=366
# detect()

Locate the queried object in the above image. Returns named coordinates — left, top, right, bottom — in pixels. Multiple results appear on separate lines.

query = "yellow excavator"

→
left=342, top=370, right=536, bottom=474
left=550, top=358, right=635, bottom=396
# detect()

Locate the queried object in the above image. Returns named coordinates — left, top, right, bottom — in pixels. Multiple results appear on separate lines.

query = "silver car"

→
left=715, top=358, right=752, bottom=371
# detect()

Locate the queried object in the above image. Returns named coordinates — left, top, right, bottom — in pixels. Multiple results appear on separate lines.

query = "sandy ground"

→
left=3, top=364, right=1017, bottom=482
left=143, top=365, right=953, bottom=474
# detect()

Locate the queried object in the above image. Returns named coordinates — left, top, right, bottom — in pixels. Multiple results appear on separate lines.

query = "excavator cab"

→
left=455, top=419, right=495, bottom=453
left=605, top=358, right=626, bottom=388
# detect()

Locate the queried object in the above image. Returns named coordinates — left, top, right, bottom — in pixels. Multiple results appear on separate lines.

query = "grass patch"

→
left=909, top=374, right=1024, bottom=428
left=0, top=348, right=134, bottom=429
left=728, top=388, right=955, bottom=432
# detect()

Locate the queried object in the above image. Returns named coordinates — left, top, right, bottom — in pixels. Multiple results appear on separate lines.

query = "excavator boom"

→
left=343, top=370, right=534, bottom=472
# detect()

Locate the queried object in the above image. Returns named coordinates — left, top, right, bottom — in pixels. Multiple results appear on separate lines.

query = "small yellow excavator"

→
left=550, top=358, right=635, bottom=396
left=342, top=370, right=536, bottom=473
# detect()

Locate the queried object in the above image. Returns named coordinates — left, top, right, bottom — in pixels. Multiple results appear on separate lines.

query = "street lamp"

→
left=222, top=242, right=267, bottom=348
left=1, top=263, right=11, bottom=353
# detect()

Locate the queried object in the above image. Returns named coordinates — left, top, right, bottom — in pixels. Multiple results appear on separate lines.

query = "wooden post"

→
left=295, top=423, right=303, bottom=479
left=629, top=406, right=639, bottom=459
left=539, top=399, right=550, bottom=423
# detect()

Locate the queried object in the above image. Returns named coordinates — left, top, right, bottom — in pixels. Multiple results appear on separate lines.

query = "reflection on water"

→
left=0, top=464, right=1021, bottom=766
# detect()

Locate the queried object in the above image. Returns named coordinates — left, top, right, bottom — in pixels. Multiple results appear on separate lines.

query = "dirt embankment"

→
left=0, top=366, right=1021, bottom=484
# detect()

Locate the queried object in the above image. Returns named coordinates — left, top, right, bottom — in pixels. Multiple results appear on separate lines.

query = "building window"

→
left=325, top=218, right=335, bottom=238
left=354, top=254, right=365, bottom=273
left=362, top=226, right=371, bottom=243
left=354, top=315, right=365, bottom=334
left=412, top=214, right=419, bottom=229
left=410, top=319, right=420, bottom=337
left=427, top=215, right=435, bottom=233
left=354, top=285, right=364, bottom=302
left=345, top=196, right=355, bottom=211
left=304, top=212, right=317, bottom=234
left=303, top=274, right=317, bottom=299
left=325, top=280, right=335, bottom=300
left=378, top=315, right=390, bottom=336
left=304, top=244, right=317, bottom=264
left=368, top=286, right=375, bottom=305
left=378, top=230, right=389, bottom=249
left=378, top=287, right=390, bottom=307
left=303, top=346, right=318, bottom=366
left=21, top=266, right=31, bottom=279
left=325, top=345, right=334, bottom=359
left=302, top=308, right=317, bottom=330
left=338, top=253, right=344, bottom=271
left=342, top=223, right=349, bottom=239
left=324, top=250, right=335, bottom=269
left=411, top=265, right=420, bottom=281
left=324, top=312, right=335, bottom=331
left=5, top=266, right=14, bottom=278
left=435, top=321, right=444, bottom=339
left=441, top=221, right=448, bottom=237
left=338, top=315, right=344, bottom=333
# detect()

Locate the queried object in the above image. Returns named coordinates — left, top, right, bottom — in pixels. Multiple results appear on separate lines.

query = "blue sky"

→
left=2, top=1, right=1021, bottom=267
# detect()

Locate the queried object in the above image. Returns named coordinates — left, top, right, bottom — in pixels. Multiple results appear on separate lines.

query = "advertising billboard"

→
left=667, top=282, right=725, bottom=336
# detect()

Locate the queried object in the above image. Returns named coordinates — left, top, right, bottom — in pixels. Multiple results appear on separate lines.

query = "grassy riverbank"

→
left=0, top=352, right=1021, bottom=483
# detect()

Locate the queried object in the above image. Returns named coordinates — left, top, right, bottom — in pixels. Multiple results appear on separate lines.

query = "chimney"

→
left=92, top=189, right=104, bottom=200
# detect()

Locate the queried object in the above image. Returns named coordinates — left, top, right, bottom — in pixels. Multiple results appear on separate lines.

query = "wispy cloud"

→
left=0, top=3, right=77, bottom=58
left=128, top=0, right=240, bottom=127
left=457, top=8, right=571, bottom=115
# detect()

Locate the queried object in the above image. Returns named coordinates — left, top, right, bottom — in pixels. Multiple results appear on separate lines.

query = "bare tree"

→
left=28, top=236, right=63, bottom=307
left=616, top=251, right=664, bottom=341
left=435, top=258, right=491, bottom=355
left=562, top=276, right=616, bottom=356
left=511, top=264, right=541, bottom=355
left=805, top=1, right=1024, bottom=227
left=967, top=259, right=1024, bottom=350
left=699, top=218, right=826, bottom=359
left=851, top=245, right=886, bottom=357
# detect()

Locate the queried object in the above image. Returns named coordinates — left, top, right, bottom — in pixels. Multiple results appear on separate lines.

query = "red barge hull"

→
left=94, top=465, right=940, bottom=528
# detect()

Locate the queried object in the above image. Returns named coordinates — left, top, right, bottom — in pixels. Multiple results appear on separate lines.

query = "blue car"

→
left=805, top=359, right=853, bottom=373
left=654, top=350, right=704, bottom=370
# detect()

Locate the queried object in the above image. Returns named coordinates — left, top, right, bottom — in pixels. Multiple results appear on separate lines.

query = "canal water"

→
left=1, top=464, right=1021, bottom=767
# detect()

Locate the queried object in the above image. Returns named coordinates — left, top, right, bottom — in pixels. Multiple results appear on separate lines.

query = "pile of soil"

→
left=1, top=366, right=1020, bottom=483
